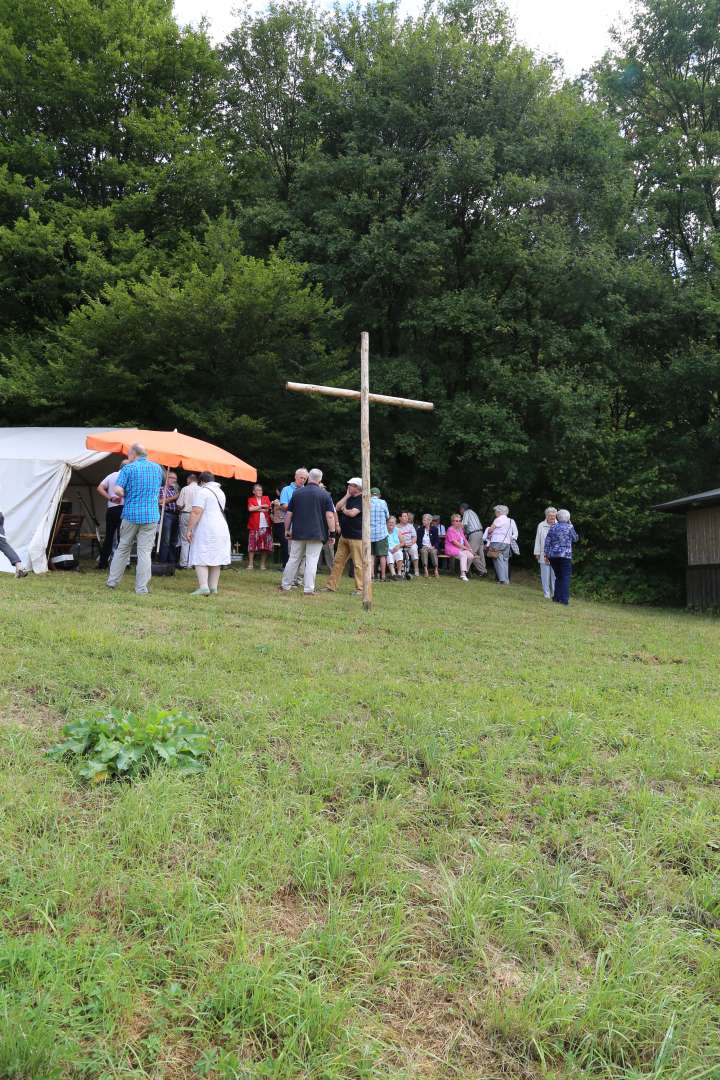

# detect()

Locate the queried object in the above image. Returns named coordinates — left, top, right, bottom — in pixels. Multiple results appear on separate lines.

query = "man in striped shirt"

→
left=460, top=502, right=487, bottom=576
left=106, top=443, right=164, bottom=595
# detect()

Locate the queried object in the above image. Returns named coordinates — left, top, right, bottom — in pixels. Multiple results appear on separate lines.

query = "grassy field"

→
left=1, top=564, right=719, bottom=1080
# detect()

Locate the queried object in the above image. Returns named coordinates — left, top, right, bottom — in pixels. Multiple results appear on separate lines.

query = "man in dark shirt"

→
left=325, top=477, right=363, bottom=595
left=280, top=467, right=336, bottom=595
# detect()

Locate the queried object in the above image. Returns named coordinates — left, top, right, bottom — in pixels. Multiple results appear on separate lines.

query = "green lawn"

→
left=1, top=566, right=718, bottom=1080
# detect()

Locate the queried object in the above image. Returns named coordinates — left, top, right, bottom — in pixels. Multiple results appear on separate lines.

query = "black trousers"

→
left=273, top=522, right=288, bottom=566
left=98, top=504, right=123, bottom=569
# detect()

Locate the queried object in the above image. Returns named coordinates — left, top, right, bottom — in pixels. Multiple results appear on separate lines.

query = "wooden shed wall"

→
left=686, top=507, right=720, bottom=566
left=687, top=565, right=720, bottom=609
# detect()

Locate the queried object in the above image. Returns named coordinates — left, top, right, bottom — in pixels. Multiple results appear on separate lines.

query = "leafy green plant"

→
left=46, top=708, right=213, bottom=783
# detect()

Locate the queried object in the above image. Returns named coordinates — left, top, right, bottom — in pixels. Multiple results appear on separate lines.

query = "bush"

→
left=46, top=708, right=213, bottom=783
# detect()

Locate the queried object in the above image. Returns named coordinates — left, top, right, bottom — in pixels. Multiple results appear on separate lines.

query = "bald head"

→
left=129, top=442, right=147, bottom=460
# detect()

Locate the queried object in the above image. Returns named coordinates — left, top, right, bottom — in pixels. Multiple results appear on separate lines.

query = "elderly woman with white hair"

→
left=543, top=509, right=579, bottom=605
left=534, top=507, right=557, bottom=598
left=186, top=471, right=232, bottom=595
left=483, top=504, right=518, bottom=585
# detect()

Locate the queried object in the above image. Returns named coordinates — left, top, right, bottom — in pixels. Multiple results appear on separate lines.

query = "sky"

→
left=173, top=0, right=634, bottom=76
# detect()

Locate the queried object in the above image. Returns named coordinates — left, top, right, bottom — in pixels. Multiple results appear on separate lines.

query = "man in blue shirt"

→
left=106, top=443, right=164, bottom=595
left=278, top=467, right=308, bottom=567
left=280, top=468, right=335, bottom=595
left=369, top=486, right=390, bottom=581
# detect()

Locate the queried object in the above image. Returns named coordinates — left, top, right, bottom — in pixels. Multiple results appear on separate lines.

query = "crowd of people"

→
left=97, top=443, right=231, bottom=596
left=3, top=446, right=580, bottom=605
left=266, top=467, right=578, bottom=604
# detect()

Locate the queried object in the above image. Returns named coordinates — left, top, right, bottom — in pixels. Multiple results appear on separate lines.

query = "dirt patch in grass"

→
left=264, top=885, right=323, bottom=941
left=622, top=651, right=688, bottom=665
left=0, top=695, right=63, bottom=732
left=374, top=968, right=534, bottom=1079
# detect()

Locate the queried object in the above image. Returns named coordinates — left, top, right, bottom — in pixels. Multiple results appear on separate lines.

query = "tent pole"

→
left=157, top=465, right=169, bottom=555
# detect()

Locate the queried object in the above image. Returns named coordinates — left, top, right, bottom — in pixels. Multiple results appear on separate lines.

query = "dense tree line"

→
left=1, top=0, right=718, bottom=601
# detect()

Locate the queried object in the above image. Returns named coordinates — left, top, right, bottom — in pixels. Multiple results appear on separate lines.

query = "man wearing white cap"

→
left=325, top=477, right=364, bottom=595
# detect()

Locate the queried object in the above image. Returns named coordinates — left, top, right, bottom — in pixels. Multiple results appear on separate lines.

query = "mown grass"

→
left=0, top=565, right=718, bottom=1079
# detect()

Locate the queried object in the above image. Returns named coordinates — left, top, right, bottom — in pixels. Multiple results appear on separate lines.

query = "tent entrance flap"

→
left=0, top=427, right=115, bottom=573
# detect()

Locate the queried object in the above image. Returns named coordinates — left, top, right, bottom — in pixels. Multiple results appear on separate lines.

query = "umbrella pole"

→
left=157, top=465, right=169, bottom=555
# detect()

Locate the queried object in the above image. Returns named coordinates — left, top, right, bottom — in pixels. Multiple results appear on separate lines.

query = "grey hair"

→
left=545, top=506, right=558, bottom=518
left=494, top=504, right=509, bottom=516
left=557, top=508, right=571, bottom=523
left=295, top=466, right=309, bottom=476
left=130, top=442, right=146, bottom=457
left=308, top=467, right=323, bottom=483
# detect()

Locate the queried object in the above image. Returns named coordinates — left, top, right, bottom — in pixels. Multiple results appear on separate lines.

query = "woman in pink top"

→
left=444, top=514, right=473, bottom=581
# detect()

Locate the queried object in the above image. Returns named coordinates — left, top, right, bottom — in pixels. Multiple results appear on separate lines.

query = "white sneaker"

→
left=461, top=574, right=469, bottom=582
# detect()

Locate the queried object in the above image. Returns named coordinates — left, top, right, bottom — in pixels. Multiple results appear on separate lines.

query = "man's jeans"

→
left=467, top=530, right=486, bottom=574
left=0, top=535, right=20, bottom=568
left=98, top=504, right=123, bottom=569
left=159, top=512, right=179, bottom=563
left=550, top=557, right=572, bottom=605
left=281, top=539, right=323, bottom=593
left=272, top=522, right=286, bottom=565
left=107, top=520, right=157, bottom=593
left=326, top=537, right=363, bottom=591
left=540, top=560, right=556, bottom=598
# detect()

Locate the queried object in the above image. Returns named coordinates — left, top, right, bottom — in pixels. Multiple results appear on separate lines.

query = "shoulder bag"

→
left=208, top=486, right=227, bottom=519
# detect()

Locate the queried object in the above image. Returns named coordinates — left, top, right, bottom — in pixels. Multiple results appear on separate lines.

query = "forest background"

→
left=1, top=0, right=718, bottom=603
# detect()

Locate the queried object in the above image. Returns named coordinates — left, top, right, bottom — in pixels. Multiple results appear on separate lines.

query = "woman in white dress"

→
left=186, top=472, right=232, bottom=595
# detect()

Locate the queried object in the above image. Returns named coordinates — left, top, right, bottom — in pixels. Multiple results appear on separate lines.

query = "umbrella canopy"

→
left=85, top=429, right=257, bottom=481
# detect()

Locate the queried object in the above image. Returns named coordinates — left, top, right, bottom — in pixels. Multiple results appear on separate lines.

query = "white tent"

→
left=0, top=427, right=123, bottom=573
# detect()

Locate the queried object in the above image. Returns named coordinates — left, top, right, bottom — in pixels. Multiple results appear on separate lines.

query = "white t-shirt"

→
left=176, top=482, right=197, bottom=512
left=101, top=471, right=123, bottom=508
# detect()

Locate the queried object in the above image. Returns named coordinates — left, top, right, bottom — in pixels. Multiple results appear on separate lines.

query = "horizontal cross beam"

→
left=286, top=381, right=434, bottom=412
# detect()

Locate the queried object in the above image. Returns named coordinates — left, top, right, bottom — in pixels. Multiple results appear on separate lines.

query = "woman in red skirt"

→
left=247, top=483, right=273, bottom=570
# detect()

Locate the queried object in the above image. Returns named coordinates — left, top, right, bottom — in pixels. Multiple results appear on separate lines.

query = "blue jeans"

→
left=493, top=544, right=511, bottom=583
left=540, top=560, right=555, bottom=598
left=159, top=513, right=179, bottom=563
left=550, top=557, right=572, bottom=604
left=0, top=535, right=21, bottom=568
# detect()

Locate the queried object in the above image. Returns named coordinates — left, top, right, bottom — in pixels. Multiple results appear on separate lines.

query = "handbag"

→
left=486, top=519, right=519, bottom=558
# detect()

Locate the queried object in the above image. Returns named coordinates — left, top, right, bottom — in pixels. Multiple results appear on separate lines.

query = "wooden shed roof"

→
left=654, top=487, right=720, bottom=514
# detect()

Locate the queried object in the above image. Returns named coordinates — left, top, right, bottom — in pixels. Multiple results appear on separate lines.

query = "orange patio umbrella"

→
left=86, top=428, right=257, bottom=556
left=85, top=428, right=257, bottom=481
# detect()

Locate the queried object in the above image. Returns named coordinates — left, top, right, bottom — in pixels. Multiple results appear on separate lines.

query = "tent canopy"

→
left=0, top=427, right=115, bottom=573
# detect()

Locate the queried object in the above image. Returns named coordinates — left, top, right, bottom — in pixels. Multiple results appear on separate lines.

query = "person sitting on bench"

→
left=417, top=514, right=440, bottom=578
left=397, top=511, right=419, bottom=578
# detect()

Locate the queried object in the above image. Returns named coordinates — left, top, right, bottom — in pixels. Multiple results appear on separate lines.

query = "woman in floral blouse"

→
left=544, top=509, right=579, bottom=605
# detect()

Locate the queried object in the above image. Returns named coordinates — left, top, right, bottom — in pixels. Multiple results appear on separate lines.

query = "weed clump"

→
left=46, top=708, right=213, bottom=783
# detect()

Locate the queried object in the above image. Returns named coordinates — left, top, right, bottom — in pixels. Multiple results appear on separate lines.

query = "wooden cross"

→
left=286, top=332, right=434, bottom=610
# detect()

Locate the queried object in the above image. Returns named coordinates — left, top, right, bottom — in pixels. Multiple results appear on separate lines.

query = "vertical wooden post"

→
left=360, top=331, right=372, bottom=611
